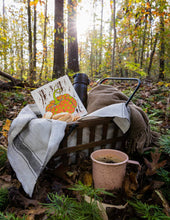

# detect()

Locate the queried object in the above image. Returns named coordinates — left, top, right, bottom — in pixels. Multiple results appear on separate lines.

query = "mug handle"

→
left=127, top=160, right=141, bottom=171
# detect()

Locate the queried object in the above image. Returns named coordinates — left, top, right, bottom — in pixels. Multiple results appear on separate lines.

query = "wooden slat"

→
left=101, top=123, right=108, bottom=149
left=52, top=117, right=125, bottom=164
left=76, top=127, right=83, bottom=161
left=59, top=132, right=69, bottom=165
left=89, top=126, right=95, bottom=156
left=111, top=123, right=119, bottom=148
left=55, top=136, right=123, bottom=156
left=67, top=117, right=112, bottom=128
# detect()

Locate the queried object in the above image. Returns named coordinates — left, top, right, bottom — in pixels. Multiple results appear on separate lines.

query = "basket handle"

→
left=99, top=77, right=141, bottom=106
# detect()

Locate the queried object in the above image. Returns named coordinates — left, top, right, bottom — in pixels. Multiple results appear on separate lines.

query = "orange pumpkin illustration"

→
left=46, top=89, right=77, bottom=114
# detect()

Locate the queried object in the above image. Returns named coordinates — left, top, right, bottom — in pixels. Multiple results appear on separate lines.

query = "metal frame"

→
left=99, top=77, right=141, bottom=106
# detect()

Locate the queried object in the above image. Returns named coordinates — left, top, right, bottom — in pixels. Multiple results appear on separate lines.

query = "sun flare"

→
left=77, top=13, right=92, bottom=36
left=77, top=1, right=93, bottom=39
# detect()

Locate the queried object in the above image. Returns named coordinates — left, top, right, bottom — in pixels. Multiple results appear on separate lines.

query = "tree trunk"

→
left=109, top=0, right=113, bottom=47
left=33, top=3, right=37, bottom=81
left=140, top=14, right=148, bottom=69
left=2, top=0, right=7, bottom=71
left=10, top=47, right=15, bottom=76
left=0, top=70, right=21, bottom=85
left=90, top=0, right=96, bottom=78
left=111, top=0, right=116, bottom=76
left=20, top=18, right=24, bottom=81
left=68, top=0, right=79, bottom=73
left=40, top=0, right=48, bottom=82
left=159, top=15, right=165, bottom=80
left=118, top=46, right=123, bottom=77
left=27, top=0, right=34, bottom=83
left=15, top=25, right=20, bottom=75
left=53, top=0, right=65, bottom=79
left=147, top=33, right=158, bottom=76
left=98, top=0, right=103, bottom=74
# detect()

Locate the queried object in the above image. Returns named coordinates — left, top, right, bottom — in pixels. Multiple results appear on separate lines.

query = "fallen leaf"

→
left=156, top=101, right=164, bottom=109
left=0, top=175, right=11, bottom=182
left=0, top=175, right=20, bottom=189
left=152, top=180, right=165, bottom=189
left=2, top=119, right=11, bottom=131
left=25, top=206, right=47, bottom=220
left=54, top=165, right=74, bottom=184
left=137, top=183, right=152, bottom=199
left=66, top=171, right=74, bottom=177
left=144, top=148, right=166, bottom=176
left=83, top=172, right=93, bottom=186
left=17, top=205, right=47, bottom=220
left=1, top=119, right=11, bottom=138
left=124, top=172, right=138, bottom=197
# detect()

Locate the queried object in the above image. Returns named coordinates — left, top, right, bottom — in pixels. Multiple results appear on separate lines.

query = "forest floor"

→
left=0, top=79, right=169, bottom=220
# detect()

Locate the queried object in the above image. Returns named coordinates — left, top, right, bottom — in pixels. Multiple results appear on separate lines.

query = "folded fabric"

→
left=8, top=104, right=67, bottom=197
left=82, top=103, right=130, bottom=134
left=87, top=84, right=153, bottom=154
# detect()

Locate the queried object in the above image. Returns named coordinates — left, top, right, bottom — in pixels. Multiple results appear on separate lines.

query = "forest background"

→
left=0, top=0, right=170, bottom=219
left=0, top=0, right=169, bottom=85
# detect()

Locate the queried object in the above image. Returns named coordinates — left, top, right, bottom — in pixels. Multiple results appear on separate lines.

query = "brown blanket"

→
left=87, top=84, right=153, bottom=154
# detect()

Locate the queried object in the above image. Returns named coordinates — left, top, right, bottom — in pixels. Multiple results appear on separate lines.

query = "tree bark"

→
left=10, top=47, right=15, bottom=76
left=90, top=0, right=96, bottom=78
left=40, top=0, right=48, bottom=82
left=53, top=0, right=65, bottom=79
left=33, top=3, right=37, bottom=81
left=27, top=0, right=34, bottom=83
left=68, top=0, right=79, bottom=73
left=0, top=70, right=22, bottom=86
left=140, top=14, right=148, bottom=69
left=2, top=0, right=7, bottom=71
left=147, top=33, right=158, bottom=76
left=159, top=15, right=165, bottom=80
left=98, top=0, right=103, bottom=74
left=111, top=0, right=116, bottom=76
left=20, top=18, right=24, bottom=81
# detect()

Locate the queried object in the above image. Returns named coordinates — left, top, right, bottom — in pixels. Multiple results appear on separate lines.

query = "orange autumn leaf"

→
left=30, top=0, right=38, bottom=6
left=2, top=119, right=11, bottom=138
left=146, top=2, right=151, bottom=9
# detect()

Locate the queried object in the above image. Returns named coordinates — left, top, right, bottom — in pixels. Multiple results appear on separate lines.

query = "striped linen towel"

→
left=8, top=104, right=67, bottom=197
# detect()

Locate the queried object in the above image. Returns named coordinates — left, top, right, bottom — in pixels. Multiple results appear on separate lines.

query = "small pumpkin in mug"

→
left=46, top=89, right=77, bottom=114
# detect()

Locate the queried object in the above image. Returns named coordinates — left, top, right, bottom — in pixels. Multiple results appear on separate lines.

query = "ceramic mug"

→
left=91, top=149, right=141, bottom=190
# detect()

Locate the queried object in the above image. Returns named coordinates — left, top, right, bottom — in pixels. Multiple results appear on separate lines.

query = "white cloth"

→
left=81, top=103, right=130, bottom=134
left=8, top=104, right=67, bottom=197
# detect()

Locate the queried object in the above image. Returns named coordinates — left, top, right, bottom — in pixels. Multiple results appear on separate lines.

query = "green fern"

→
left=69, top=181, right=114, bottom=201
left=159, top=132, right=170, bottom=155
left=128, top=199, right=170, bottom=220
left=0, top=212, right=26, bottom=220
left=157, top=168, right=170, bottom=186
left=43, top=192, right=102, bottom=220
left=0, top=188, right=8, bottom=211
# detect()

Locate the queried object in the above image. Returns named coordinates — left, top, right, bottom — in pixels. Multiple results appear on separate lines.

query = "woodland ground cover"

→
left=0, top=79, right=169, bottom=219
